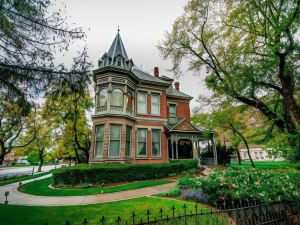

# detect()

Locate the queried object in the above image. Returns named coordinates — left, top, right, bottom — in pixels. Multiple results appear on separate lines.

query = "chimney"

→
left=174, top=81, right=180, bottom=91
left=154, top=67, right=159, bottom=77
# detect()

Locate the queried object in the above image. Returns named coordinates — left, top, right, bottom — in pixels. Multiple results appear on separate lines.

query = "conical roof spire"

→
left=98, top=31, right=134, bottom=70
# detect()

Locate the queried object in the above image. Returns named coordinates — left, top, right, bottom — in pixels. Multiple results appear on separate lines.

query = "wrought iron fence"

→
left=44, top=200, right=299, bottom=225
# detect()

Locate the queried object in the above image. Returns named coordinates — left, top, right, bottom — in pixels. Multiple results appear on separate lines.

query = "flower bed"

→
left=164, top=168, right=300, bottom=206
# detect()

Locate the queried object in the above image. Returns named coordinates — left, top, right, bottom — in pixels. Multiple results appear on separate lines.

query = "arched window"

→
left=127, top=92, right=133, bottom=110
left=99, top=88, right=108, bottom=107
left=111, top=89, right=123, bottom=107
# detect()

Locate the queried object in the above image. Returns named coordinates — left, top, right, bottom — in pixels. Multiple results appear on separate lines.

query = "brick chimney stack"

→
left=154, top=67, right=159, bottom=77
left=174, top=81, right=180, bottom=91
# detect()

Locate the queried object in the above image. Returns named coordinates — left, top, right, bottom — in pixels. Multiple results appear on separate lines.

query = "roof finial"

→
left=117, top=25, right=120, bottom=33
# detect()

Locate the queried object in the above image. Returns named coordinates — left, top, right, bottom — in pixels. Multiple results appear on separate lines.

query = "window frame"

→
left=98, top=88, right=108, bottom=107
left=125, top=126, right=132, bottom=157
left=151, top=129, right=161, bottom=158
left=111, top=88, right=124, bottom=107
left=94, top=124, right=105, bottom=159
left=108, top=124, right=122, bottom=158
left=169, top=104, right=177, bottom=121
left=136, top=128, right=148, bottom=158
left=151, top=93, right=160, bottom=116
left=137, top=91, right=147, bottom=114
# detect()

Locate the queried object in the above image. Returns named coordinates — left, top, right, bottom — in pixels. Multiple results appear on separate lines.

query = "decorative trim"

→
left=135, top=117, right=168, bottom=122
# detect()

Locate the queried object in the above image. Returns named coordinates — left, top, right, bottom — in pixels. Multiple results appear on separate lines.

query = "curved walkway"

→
left=0, top=174, right=176, bottom=206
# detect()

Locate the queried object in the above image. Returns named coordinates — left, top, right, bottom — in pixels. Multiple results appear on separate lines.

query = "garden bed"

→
left=52, top=160, right=198, bottom=186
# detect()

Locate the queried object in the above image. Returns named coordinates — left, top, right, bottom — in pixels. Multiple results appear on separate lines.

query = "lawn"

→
left=0, top=197, right=210, bottom=225
left=230, top=161, right=292, bottom=169
left=0, top=171, right=51, bottom=186
left=19, top=177, right=172, bottom=196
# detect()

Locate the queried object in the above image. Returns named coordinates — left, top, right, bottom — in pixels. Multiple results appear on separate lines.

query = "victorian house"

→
left=89, top=31, right=217, bottom=164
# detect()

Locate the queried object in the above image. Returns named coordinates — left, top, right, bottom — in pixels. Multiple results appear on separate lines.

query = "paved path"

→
left=0, top=174, right=176, bottom=206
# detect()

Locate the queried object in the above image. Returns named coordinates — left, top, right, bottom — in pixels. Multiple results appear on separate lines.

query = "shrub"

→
left=52, top=160, right=198, bottom=185
left=177, top=168, right=300, bottom=206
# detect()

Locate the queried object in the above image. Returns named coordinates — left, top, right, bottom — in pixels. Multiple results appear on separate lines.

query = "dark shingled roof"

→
left=131, top=67, right=170, bottom=85
left=166, top=86, right=193, bottom=99
left=107, top=32, right=129, bottom=61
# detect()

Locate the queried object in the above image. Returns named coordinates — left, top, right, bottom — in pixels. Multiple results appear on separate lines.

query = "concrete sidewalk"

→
left=0, top=174, right=176, bottom=206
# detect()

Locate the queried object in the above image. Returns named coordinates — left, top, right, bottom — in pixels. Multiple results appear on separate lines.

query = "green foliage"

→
left=157, top=187, right=182, bottom=197
left=27, top=151, right=39, bottom=165
left=52, top=161, right=198, bottom=185
left=178, top=168, right=300, bottom=206
left=19, top=177, right=171, bottom=196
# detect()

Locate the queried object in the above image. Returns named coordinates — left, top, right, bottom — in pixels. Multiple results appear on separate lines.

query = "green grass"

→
left=230, top=161, right=293, bottom=169
left=19, top=177, right=172, bottom=196
left=0, top=197, right=212, bottom=225
left=0, top=171, right=51, bottom=186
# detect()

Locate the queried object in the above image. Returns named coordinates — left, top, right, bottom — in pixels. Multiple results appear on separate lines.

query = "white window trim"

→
left=151, top=93, right=160, bottom=116
left=125, top=126, right=132, bottom=158
left=108, top=124, right=122, bottom=158
left=94, top=124, right=104, bottom=159
left=151, top=129, right=161, bottom=158
left=136, top=128, right=148, bottom=158
left=137, top=91, right=148, bottom=115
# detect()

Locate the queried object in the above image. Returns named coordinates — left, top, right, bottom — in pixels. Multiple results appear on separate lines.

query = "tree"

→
left=19, top=108, right=51, bottom=171
left=192, top=104, right=256, bottom=167
left=0, top=95, right=37, bottom=165
left=159, top=0, right=300, bottom=159
left=46, top=84, right=93, bottom=164
left=0, top=0, right=92, bottom=108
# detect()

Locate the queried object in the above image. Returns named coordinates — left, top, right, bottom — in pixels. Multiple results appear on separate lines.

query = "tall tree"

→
left=159, top=0, right=300, bottom=159
left=0, top=95, right=37, bottom=165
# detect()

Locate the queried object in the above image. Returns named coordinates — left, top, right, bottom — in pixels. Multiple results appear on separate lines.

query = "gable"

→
left=174, top=121, right=197, bottom=131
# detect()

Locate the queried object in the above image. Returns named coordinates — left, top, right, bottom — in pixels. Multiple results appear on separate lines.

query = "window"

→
left=259, top=152, right=264, bottom=159
left=243, top=152, right=247, bottom=159
left=109, top=125, right=121, bottom=158
left=99, top=89, right=108, bottom=107
left=255, top=152, right=259, bottom=159
left=137, top=128, right=147, bottom=157
left=125, top=126, right=132, bottom=157
left=127, top=92, right=133, bottom=110
left=169, top=104, right=177, bottom=122
left=152, top=129, right=161, bottom=157
left=137, top=92, right=147, bottom=114
left=151, top=94, right=160, bottom=115
left=111, top=89, right=123, bottom=107
left=94, top=125, right=104, bottom=158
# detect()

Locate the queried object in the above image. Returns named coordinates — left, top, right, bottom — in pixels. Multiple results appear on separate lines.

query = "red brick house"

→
left=89, top=32, right=216, bottom=164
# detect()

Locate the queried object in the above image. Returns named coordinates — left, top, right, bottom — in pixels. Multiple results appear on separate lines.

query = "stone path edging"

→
left=0, top=174, right=176, bottom=206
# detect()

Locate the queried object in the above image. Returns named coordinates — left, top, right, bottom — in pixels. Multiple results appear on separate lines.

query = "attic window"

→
left=117, top=58, right=122, bottom=67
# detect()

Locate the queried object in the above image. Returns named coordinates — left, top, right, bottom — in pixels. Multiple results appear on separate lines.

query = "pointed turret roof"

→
left=107, top=32, right=129, bottom=61
left=98, top=31, right=134, bottom=70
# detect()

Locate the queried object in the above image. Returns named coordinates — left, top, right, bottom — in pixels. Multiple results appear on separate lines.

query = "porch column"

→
left=171, top=135, right=174, bottom=160
left=175, top=134, right=178, bottom=159
left=212, top=133, right=218, bottom=165
left=196, top=140, right=201, bottom=167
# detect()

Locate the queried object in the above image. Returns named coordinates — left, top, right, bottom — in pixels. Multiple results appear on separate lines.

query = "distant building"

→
left=89, top=31, right=217, bottom=164
left=239, top=146, right=285, bottom=162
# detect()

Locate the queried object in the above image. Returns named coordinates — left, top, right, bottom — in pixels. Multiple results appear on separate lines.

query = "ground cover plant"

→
left=230, top=161, right=294, bottom=170
left=0, top=197, right=209, bottom=225
left=163, top=168, right=300, bottom=206
left=0, top=171, right=51, bottom=186
left=52, top=160, right=198, bottom=185
left=19, top=177, right=172, bottom=196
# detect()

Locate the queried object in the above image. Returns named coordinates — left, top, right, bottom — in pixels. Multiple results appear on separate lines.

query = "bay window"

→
left=152, top=129, right=161, bottom=157
left=109, top=124, right=121, bottom=158
left=99, top=88, right=108, bottom=107
left=94, top=124, right=104, bottom=158
left=127, top=92, right=133, bottom=110
left=111, top=89, right=123, bottom=107
left=137, top=128, right=147, bottom=157
left=137, top=92, right=147, bottom=114
left=125, top=126, right=132, bottom=157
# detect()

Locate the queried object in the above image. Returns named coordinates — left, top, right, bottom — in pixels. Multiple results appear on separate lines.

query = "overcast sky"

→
left=56, top=0, right=209, bottom=110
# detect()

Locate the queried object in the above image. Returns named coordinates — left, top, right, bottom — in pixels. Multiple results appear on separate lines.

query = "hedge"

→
left=52, top=160, right=198, bottom=185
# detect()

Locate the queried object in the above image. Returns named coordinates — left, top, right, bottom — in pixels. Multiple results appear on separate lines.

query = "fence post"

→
left=146, top=210, right=151, bottom=223
left=131, top=212, right=136, bottom=225
left=159, top=208, right=163, bottom=220
left=100, top=216, right=105, bottom=225
left=32, top=167, right=34, bottom=175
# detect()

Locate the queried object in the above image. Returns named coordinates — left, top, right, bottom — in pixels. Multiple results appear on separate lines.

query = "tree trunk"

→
left=235, top=148, right=241, bottom=165
left=0, top=141, right=6, bottom=166
left=228, top=123, right=255, bottom=168
left=38, top=148, right=44, bottom=172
